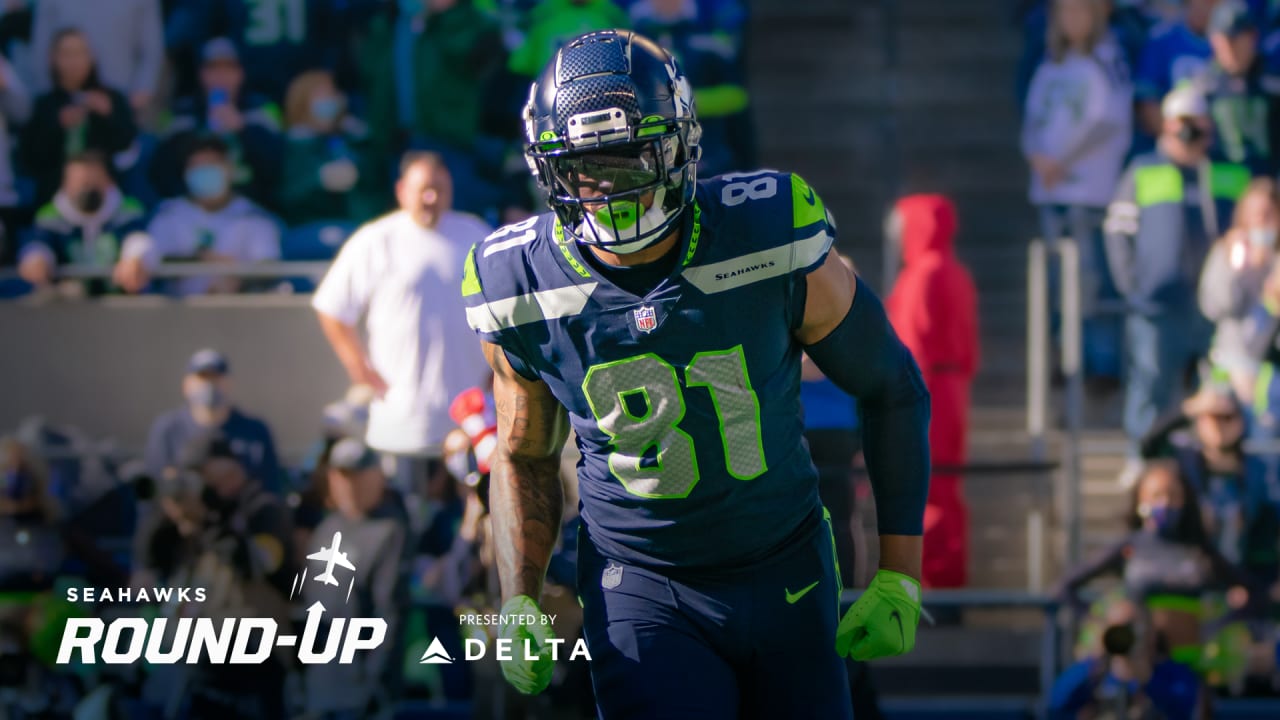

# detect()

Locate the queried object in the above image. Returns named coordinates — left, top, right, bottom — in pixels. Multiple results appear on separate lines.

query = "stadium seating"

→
left=280, top=220, right=359, bottom=262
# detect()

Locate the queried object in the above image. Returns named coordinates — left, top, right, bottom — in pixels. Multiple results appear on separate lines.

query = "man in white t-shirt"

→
left=313, top=152, right=490, bottom=519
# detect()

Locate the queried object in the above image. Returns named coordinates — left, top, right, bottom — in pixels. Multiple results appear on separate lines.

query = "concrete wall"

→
left=2, top=297, right=351, bottom=461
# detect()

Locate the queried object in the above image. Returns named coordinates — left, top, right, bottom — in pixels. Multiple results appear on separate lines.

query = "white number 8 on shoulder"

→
left=720, top=174, right=778, bottom=207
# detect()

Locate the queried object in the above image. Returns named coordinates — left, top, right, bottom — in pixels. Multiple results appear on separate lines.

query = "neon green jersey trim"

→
left=791, top=174, right=826, bottom=229
left=461, top=245, right=482, bottom=297
left=555, top=220, right=592, bottom=278
left=682, top=203, right=703, bottom=267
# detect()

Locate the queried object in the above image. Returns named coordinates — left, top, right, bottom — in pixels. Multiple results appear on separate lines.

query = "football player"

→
left=462, top=30, right=930, bottom=718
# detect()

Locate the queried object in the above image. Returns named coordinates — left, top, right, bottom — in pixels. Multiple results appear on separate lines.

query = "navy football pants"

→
left=576, top=510, right=854, bottom=719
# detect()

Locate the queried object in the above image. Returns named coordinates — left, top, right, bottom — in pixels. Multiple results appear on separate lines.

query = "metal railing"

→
left=0, top=261, right=332, bottom=283
left=852, top=460, right=1057, bottom=594
left=1026, top=237, right=1085, bottom=566
left=842, top=588, right=1061, bottom=720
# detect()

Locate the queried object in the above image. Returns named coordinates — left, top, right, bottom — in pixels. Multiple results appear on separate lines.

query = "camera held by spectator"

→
left=135, top=429, right=293, bottom=597
left=130, top=431, right=295, bottom=720
left=1049, top=598, right=1203, bottom=720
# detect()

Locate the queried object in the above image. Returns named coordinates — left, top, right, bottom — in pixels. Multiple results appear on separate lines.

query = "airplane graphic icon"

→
left=307, top=531, right=357, bottom=586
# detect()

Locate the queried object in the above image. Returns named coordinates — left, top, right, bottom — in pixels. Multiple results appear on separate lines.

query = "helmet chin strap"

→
left=580, top=186, right=671, bottom=255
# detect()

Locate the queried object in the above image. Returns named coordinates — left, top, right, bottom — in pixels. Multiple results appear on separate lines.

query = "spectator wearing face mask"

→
left=16, top=151, right=150, bottom=296
left=151, top=37, right=283, bottom=209
left=1199, top=177, right=1279, bottom=404
left=1190, top=0, right=1273, bottom=174
left=1057, top=460, right=1258, bottom=672
left=279, top=69, right=386, bottom=226
left=142, top=349, right=282, bottom=493
left=130, top=136, right=282, bottom=296
left=1105, top=85, right=1249, bottom=487
left=19, top=27, right=137, bottom=207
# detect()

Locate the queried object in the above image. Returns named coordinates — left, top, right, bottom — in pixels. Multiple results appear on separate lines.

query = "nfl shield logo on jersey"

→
left=633, top=306, right=657, bottom=333
left=602, top=562, right=624, bottom=589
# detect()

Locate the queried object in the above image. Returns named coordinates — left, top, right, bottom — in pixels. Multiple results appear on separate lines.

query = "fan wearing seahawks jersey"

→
left=463, top=30, right=930, bottom=718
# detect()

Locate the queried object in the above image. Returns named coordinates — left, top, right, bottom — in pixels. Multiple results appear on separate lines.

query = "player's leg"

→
left=741, top=510, right=853, bottom=720
left=577, top=533, right=739, bottom=720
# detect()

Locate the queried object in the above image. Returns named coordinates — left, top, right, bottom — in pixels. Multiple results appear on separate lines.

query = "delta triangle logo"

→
left=419, top=637, right=454, bottom=665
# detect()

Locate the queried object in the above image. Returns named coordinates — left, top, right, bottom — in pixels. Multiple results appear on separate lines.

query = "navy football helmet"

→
left=523, top=30, right=702, bottom=254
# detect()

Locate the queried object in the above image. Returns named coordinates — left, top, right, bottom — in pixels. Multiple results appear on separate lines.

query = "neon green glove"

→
left=498, top=595, right=556, bottom=695
left=835, top=569, right=922, bottom=661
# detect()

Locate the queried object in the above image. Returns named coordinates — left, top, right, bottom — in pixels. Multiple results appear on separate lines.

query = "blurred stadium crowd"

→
left=0, top=0, right=753, bottom=296
left=1021, top=0, right=1280, bottom=716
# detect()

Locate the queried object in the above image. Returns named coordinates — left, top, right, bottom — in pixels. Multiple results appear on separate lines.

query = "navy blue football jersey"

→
left=463, top=170, right=836, bottom=570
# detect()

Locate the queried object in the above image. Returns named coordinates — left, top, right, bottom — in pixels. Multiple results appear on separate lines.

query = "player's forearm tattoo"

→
left=490, top=452, right=563, bottom=602
left=495, top=395, right=534, bottom=453
left=487, top=346, right=566, bottom=602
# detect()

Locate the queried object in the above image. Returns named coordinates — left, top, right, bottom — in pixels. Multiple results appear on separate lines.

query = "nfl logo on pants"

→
left=633, top=306, right=657, bottom=333
left=602, top=562, right=624, bottom=589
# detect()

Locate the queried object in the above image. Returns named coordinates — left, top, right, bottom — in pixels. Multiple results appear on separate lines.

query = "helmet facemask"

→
left=529, top=114, right=700, bottom=255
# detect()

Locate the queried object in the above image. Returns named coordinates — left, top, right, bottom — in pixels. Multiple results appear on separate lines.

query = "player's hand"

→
left=498, top=594, right=556, bottom=695
left=835, top=569, right=922, bottom=661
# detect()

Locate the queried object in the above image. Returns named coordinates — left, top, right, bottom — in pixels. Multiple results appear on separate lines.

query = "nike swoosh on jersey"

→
left=785, top=580, right=820, bottom=604
left=802, top=186, right=816, bottom=206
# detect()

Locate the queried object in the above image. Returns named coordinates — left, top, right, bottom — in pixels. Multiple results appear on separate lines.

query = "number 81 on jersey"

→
left=582, top=346, right=767, bottom=499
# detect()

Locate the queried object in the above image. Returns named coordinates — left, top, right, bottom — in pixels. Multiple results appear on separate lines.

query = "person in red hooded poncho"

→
left=886, top=194, right=980, bottom=588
